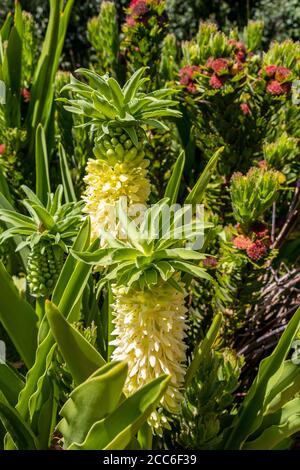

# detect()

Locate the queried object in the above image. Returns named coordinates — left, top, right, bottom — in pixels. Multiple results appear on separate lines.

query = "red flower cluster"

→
left=246, top=239, right=267, bottom=261
left=206, top=58, right=229, bottom=74
left=126, top=0, right=164, bottom=27
left=251, top=222, right=269, bottom=239
left=240, top=102, right=251, bottom=115
left=21, top=88, right=31, bottom=103
left=130, top=0, right=148, bottom=16
left=233, top=235, right=252, bottom=250
left=204, top=48, right=246, bottom=90
left=267, top=80, right=290, bottom=95
left=209, top=74, right=224, bottom=89
left=205, top=57, right=230, bottom=89
left=179, top=65, right=202, bottom=93
left=228, top=39, right=247, bottom=63
left=233, top=224, right=269, bottom=261
left=260, top=64, right=292, bottom=96
left=0, top=144, right=6, bottom=155
left=202, top=256, right=218, bottom=268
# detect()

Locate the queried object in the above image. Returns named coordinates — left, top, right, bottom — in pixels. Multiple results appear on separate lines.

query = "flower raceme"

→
left=61, top=67, right=181, bottom=239
left=110, top=279, right=188, bottom=431
left=72, top=200, right=213, bottom=431
left=83, top=158, right=150, bottom=239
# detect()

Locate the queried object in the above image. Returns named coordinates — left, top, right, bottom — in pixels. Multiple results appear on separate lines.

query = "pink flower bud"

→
left=209, top=73, right=224, bottom=89
left=240, top=102, right=251, bottom=115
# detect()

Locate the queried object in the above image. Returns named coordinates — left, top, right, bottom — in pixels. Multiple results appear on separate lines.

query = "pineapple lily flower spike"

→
left=72, top=198, right=213, bottom=433
left=0, top=185, right=83, bottom=297
left=60, top=67, right=182, bottom=239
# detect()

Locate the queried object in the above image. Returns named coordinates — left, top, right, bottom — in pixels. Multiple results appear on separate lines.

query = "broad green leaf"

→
left=108, top=77, right=124, bottom=109
left=243, top=398, right=300, bottom=450
left=31, top=205, right=55, bottom=230
left=224, top=306, right=300, bottom=449
left=123, top=67, right=148, bottom=103
left=58, top=362, right=128, bottom=448
left=0, top=12, right=12, bottom=42
left=0, top=392, right=38, bottom=450
left=172, top=260, right=213, bottom=281
left=0, top=364, right=24, bottom=406
left=154, top=248, right=208, bottom=261
left=0, top=261, right=38, bottom=368
left=69, top=374, right=170, bottom=450
left=265, top=360, right=300, bottom=414
left=0, top=210, right=36, bottom=229
left=46, top=301, right=105, bottom=385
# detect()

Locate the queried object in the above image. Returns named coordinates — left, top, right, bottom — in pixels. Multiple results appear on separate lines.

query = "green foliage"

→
left=0, top=1, right=300, bottom=453
left=88, top=1, right=119, bottom=77
left=230, top=166, right=283, bottom=227
left=159, top=33, right=178, bottom=83
left=180, top=347, right=242, bottom=449
left=224, top=306, right=300, bottom=449
left=243, top=20, right=264, bottom=52
left=121, top=0, right=168, bottom=85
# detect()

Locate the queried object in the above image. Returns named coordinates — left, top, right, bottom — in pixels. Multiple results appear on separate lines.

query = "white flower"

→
left=83, top=158, right=150, bottom=239
left=111, top=280, right=187, bottom=433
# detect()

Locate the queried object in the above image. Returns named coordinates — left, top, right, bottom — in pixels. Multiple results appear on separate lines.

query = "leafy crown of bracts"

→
left=0, top=185, right=83, bottom=252
left=59, top=67, right=181, bottom=148
left=72, top=198, right=213, bottom=293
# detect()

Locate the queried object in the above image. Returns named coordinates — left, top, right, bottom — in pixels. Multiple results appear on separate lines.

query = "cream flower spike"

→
left=72, top=197, right=213, bottom=432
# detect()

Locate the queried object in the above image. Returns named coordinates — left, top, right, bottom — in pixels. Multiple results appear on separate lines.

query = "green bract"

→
left=72, top=198, right=213, bottom=292
left=60, top=67, right=181, bottom=154
left=0, top=185, right=83, bottom=296
left=230, top=166, right=283, bottom=227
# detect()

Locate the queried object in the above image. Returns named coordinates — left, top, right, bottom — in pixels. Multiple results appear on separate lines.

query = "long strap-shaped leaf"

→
left=224, top=306, right=300, bottom=449
left=1, top=2, right=22, bottom=127
left=58, top=362, right=128, bottom=448
left=58, top=143, right=76, bottom=203
left=0, top=364, right=24, bottom=406
left=46, top=301, right=105, bottom=385
left=68, top=374, right=170, bottom=450
left=0, top=392, right=38, bottom=450
left=35, top=124, right=51, bottom=206
left=243, top=398, right=300, bottom=450
left=164, top=151, right=185, bottom=205
left=185, top=147, right=224, bottom=204
left=27, top=0, right=74, bottom=154
left=0, top=261, right=38, bottom=368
